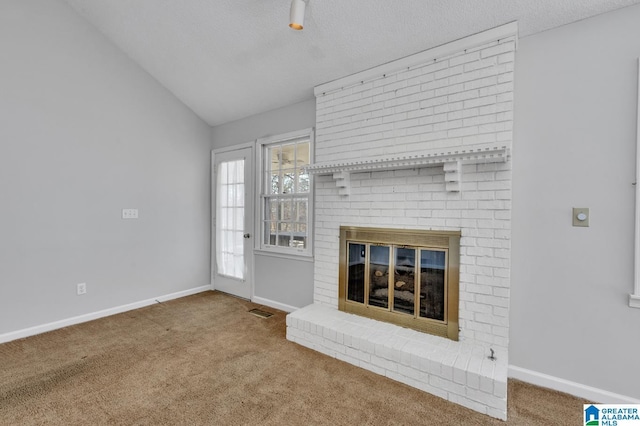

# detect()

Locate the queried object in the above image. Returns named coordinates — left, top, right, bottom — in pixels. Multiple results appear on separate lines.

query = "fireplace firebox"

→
left=339, top=227, right=460, bottom=340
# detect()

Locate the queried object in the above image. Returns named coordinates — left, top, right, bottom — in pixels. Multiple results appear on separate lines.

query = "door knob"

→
left=243, top=233, right=251, bottom=239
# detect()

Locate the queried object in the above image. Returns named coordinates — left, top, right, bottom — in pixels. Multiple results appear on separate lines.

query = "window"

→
left=258, top=129, right=313, bottom=256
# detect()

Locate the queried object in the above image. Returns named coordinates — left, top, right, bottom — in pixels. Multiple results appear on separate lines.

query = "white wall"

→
left=0, top=0, right=212, bottom=335
left=211, top=99, right=316, bottom=309
left=511, top=3, right=640, bottom=399
left=211, top=99, right=315, bottom=149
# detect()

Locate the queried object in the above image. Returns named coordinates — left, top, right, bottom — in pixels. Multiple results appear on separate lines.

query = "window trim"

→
left=255, top=128, right=314, bottom=258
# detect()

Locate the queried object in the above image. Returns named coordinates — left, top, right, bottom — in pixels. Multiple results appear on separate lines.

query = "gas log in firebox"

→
left=339, top=226, right=460, bottom=340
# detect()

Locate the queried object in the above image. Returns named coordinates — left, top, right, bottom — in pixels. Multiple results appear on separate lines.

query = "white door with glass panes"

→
left=212, top=146, right=253, bottom=299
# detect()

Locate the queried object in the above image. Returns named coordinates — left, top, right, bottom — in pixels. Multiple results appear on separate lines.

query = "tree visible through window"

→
left=261, top=135, right=311, bottom=254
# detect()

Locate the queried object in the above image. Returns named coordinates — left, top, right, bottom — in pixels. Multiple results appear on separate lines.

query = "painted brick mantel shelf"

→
left=288, top=22, right=517, bottom=420
left=306, top=146, right=509, bottom=194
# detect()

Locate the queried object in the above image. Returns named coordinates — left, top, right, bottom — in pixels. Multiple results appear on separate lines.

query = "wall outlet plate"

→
left=122, top=208, right=138, bottom=219
left=77, top=282, right=87, bottom=295
left=572, top=207, right=589, bottom=227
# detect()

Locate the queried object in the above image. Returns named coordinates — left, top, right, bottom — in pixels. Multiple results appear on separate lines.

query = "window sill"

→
left=254, top=249, right=314, bottom=262
left=630, top=294, right=640, bottom=309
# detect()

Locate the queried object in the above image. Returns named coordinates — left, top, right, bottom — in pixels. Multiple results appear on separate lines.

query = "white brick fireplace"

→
left=287, top=23, right=517, bottom=420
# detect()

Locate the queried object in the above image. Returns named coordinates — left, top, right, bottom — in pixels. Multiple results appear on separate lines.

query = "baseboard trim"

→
left=509, top=365, right=640, bottom=404
left=252, top=296, right=298, bottom=313
left=0, top=285, right=213, bottom=344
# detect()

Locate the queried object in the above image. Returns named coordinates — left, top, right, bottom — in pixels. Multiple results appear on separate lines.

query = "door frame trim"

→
left=211, top=142, right=256, bottom=300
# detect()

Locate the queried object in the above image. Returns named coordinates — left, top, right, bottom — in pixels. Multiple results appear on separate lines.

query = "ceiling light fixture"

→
left=289, top=0, right=306, bottom=30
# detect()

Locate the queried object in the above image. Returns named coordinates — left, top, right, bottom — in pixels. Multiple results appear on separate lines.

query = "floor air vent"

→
left=248, top=308, right=273, bottom=318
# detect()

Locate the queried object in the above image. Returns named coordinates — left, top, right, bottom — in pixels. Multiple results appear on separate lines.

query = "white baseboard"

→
left=509, top=365, right=640, bottom=404
left=0, top=285, right=213, bottom=344
left=251, top=296, right=298, bottom=313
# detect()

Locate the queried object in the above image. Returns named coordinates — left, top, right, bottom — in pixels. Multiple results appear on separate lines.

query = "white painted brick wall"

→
left=316, top=51, right=514, bottom=160
left=312, top=35, right=514, bottom=352
left=313, top=161, right=512, bottom=349
left=294, top=29, right=516, bottom=421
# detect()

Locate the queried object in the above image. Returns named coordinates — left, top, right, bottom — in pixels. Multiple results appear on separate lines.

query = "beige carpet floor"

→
left=0, top=291, right=586, bottom=425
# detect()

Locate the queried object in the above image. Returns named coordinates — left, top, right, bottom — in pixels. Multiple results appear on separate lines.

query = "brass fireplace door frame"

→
left=338, top=226, right=460, bottom=341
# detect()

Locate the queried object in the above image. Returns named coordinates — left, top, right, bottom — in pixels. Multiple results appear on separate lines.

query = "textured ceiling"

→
left=63, top=0, right=640, bottom=127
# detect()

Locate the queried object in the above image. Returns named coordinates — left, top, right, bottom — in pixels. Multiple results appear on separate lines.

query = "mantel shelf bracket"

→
left=333, top=171, right=350, bottom=196
left=444, top=160, right=461, bottom=192
left=306, top=146, right=509, bottom=195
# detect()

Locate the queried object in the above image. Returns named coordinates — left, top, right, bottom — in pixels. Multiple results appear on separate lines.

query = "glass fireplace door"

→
left=345, top=242, right=448, bottom=324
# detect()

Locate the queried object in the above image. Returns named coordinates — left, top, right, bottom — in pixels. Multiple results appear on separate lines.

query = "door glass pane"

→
left=394, top=247, right=416, bottom=315
left=235, top=184, right=244, bottom=206
left=347, top=243, right=366, bottom=303
left=216, top=159, right=245, bottom=280
left=369, top=245, right=390, bottom=308
left=419, top=249, right=446, bottom=321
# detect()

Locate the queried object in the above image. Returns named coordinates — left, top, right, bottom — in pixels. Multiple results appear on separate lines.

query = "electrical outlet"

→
left=122, top=208, right=138, bottom=219
left=77, top=282, right=87, bottom=295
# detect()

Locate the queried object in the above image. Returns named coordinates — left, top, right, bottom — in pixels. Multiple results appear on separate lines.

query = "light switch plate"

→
left=572, top=207, right=589, bottom=227
left=122, top=208, right=138, bottom=219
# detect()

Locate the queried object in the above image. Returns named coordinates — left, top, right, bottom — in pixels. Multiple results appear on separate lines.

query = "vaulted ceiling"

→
left=63, top=0, right=640, bottom=126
